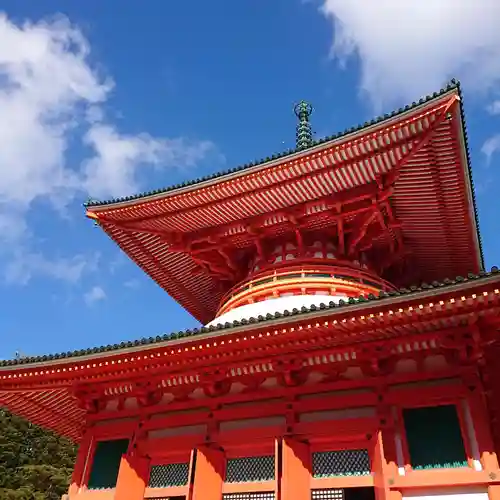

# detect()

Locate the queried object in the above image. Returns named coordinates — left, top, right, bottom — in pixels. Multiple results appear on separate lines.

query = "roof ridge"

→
left=454, top=82, right=485, bottom=271
left=84, top=80, right=461, bottom=208
left=2, top=264, right=497, bottom=368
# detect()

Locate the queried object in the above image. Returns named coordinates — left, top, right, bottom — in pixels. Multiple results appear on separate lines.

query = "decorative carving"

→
left=240, top=375, right=266, bottom=393
left=136, top=388, right=162, bottom=407
left=73, top=387, right=106, bottom=414
left=203, top=379, right=231, bottom=398
left=200, top=368, right=231, bottom=398
left=273, top=358, right=307, bottom=387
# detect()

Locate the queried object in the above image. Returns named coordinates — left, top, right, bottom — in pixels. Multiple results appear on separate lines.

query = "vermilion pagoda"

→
left=1, top=80, right=500, bottom=500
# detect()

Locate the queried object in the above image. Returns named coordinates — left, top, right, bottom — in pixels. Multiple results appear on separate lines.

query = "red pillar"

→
left=114, top=453, right=150, bottom=500
left=68, top=432, right=93, bottom=497
left=191, top=446, right=225, bottom=500
left=489, top=485, right=500, bottom=500
left=372, top=431, right=391, bottom=500
left=467, top=391, right=499, bottom=472
left=281, top=437, right=310, bottom=500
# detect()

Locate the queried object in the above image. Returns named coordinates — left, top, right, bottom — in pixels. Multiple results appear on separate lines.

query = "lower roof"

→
left=0, top=269, right=498, bottom=441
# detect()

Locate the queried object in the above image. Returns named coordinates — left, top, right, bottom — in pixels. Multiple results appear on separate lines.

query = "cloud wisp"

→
left=320, top=0, right=500, bottom=165
left=0, top=14, right=217, bottom=285
left=320, top=1, right=500, bottom=107
left=83, top=285, right=107, bottom=306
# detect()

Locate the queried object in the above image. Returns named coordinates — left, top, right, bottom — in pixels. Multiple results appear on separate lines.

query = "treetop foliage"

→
left=0, top=409, right=76, bottom=500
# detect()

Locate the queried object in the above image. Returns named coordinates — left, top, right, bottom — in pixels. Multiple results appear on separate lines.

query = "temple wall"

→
left=66, top=369, right=500, bottom=500
left=403, top=488, right=489, bottom=500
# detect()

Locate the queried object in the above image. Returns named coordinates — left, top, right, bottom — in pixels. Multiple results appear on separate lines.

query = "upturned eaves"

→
left=1, top=266, right=498, bottom=368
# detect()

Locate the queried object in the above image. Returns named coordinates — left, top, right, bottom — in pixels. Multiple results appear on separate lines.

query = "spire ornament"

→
left=294, top=100, right=314, bottom=150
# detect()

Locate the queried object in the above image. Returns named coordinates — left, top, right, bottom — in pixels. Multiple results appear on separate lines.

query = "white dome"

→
left=206, top=293, right=349, bottom=327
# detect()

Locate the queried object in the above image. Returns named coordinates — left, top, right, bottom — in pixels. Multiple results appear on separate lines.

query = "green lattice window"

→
left=312, top=450, right=371, bottom=478
left=87, top=438, right=129, bottom=490
left=403, top=405, right=468, bottom=470
left=148, top=463, right=189, bottom=488
left=225, top=456, right=275, bottom=483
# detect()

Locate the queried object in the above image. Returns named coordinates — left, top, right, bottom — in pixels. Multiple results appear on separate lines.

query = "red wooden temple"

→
left=1, top=80, right=500, bottom=500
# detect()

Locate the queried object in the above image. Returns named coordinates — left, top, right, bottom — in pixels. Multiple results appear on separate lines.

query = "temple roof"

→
left=85, top=81, right=484, bottom=323
left=0, top=269, right=499, bottom=441
left=1, top=267, right=497, bottom=368
left=84, top=80, right=477, bottom=214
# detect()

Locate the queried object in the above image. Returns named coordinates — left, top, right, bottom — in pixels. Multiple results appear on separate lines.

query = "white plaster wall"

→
left=403, top=488, right=488, bottom=500
left=206, top=293, right=349, bottom=326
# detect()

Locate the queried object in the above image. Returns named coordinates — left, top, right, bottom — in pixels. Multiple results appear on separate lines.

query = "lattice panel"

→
left=312, top=449, right=370, bottom=477
left=148, top=462, right=189, bottom=487
left=223, top=494, right=275, bottom=500
left=225, top=456, right=275, bottom=483
left=312, top=490, right=344, bottom=500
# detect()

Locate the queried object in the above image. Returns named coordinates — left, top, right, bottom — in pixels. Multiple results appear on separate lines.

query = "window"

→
left=148, top=463, right=190, bottom=488
left=403, top=405, right=467, bottom=469
left=87, top=439, right=129, bottom=490
left=225, top=456, right=275, bottom=483
left=312, top=450, right=370, bottom=478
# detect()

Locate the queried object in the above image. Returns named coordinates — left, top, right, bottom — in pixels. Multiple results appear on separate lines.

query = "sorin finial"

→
left=294, top=101, right=313, bottom=150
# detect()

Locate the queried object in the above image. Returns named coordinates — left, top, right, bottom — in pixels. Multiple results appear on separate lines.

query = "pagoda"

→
left=1, top=80, right=500, bottom=500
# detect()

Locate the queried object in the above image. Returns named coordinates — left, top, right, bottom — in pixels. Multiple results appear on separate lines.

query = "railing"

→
left=216, top=259, right=395, bottom=317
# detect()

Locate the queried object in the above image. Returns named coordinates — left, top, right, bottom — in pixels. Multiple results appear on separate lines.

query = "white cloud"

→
left=0, top=14, right=108, bottom=211
left=487, top=101, right=500, bottom=116
left=321, top=1, right=500, bottom=106
left=0, top=14, right=217, bottom=284
left=481, top=135, right=500, bottom=164
left=4, top=251, right=100, bottom=285
left=124, top=279, right=140, bottom=289
left=320, top=0, right=500, bottom=161
left=82, top=125, right=216, bottom=199
left=83, top=285, right=106, bottom=305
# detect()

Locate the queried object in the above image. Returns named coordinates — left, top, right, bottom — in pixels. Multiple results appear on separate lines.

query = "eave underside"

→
left=90, top=93, right=481, bottom=322
left=0, top=389, right=85, bottom=441
left=0, top=279, right=498, bottom=442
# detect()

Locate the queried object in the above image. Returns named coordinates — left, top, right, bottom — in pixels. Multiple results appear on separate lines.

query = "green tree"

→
left=0, top=409, right=76, bottom=500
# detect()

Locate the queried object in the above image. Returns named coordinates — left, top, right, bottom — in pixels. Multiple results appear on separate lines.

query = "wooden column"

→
left=191, top=446, right=225, bottom=500
left=114, top=453, right=150, bottom=500
left=378, top=400, right=399, bottom=479
left=462, top=367, right=499, bottom=472
left=468, top=391, right=499, bottom=472
left=372, top=431, right=391, bottom=500
left=67, top=432, right=93, bottom=497
left=281, top=437, right=310, bottom=500
left=380, top=428, right=404, bottom=500
left=488, top=485, right=500, bottom=500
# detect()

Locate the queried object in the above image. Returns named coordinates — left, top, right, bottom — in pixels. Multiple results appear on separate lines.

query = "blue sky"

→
left=0, top=0, right=498, bottom=359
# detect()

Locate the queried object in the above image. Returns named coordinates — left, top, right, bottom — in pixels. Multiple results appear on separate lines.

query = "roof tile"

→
left=2, top=266, right=499, bottom=368
left=85, top=80, right=461, bottom=208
